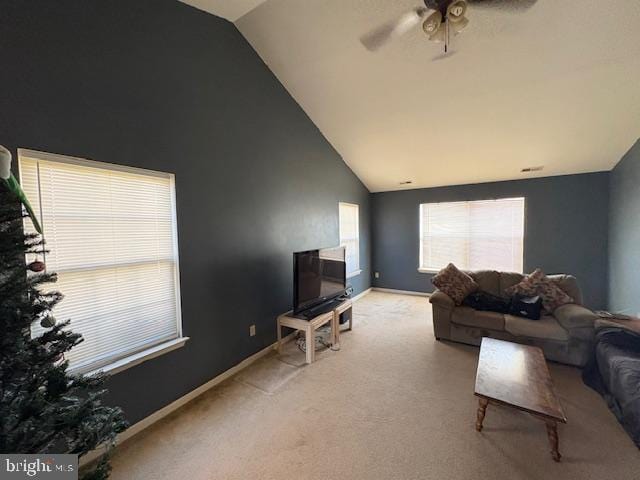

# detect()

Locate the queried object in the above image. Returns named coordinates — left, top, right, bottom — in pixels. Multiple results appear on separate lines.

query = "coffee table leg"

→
left=476, top=398, right=489, bottom=432
left=545, top=420, right=561, bottom=462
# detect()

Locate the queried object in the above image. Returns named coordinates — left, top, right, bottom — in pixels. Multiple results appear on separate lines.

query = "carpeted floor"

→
left=109, top=292, right=639, bottom=480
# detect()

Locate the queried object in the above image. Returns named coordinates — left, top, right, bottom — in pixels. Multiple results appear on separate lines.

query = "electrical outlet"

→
left=374, top=272, right=380, bottom=279
left=249, top=325, right=256, bottom=337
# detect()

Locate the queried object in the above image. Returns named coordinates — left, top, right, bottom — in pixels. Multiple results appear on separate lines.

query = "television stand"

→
left=296, top=298, right=344, bottom=320
left=276, top=298, right=352, bottom=364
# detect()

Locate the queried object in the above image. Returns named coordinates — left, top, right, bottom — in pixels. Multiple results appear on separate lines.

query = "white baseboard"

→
left=372, top=287, right=431, bottom=297
left=351, top=287, right=372, bottom=302
left=81, top=332, right=296, bottom=466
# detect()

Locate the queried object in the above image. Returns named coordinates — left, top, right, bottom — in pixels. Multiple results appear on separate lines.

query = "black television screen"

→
left=293, top=247, right=346, bottom=314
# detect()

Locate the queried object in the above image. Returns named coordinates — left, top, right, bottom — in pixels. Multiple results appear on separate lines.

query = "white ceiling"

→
left=179, top=0, right=268, bottom=21
left=188, top=0, right=640, bottom=192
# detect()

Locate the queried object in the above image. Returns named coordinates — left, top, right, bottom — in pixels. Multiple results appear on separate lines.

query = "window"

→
left=19, top=150, right=183, bottom=375
left=419, top=197, right=525, bottom=273
left=339, top=202, right=360, bottom=278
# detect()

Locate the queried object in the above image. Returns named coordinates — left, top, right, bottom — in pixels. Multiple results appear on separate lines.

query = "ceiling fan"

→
left=360, top=0, right=537, bottom=54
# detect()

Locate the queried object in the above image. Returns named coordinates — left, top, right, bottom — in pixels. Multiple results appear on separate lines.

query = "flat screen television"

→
left=293, top=246, right=346, bottom=315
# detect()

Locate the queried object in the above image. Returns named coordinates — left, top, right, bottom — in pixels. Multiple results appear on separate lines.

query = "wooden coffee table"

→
left=474, top=338, right=567, bottom=462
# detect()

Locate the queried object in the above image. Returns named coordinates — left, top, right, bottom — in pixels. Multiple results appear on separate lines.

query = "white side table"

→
left=332, top=299, right=353, bottom=348
left=276, top=299, right=352, bottom=364
left=276, top=310, right=334, bottom=364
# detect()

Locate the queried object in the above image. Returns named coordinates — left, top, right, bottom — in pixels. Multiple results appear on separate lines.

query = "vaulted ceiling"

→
left=182, top=0, right=640, bottom=192
left=179, top=0, right=268, bottom=21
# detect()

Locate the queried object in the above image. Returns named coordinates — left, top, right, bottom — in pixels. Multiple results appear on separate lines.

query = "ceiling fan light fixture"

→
left=428, top=22, right=447, bottom=42
left=447, top=0, right=468, bottom=23
left=450, top=16, right=469, bottom=35
left=422, top=11, right=443, bottom=36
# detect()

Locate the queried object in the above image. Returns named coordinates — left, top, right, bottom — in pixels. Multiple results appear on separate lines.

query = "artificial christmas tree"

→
left=0, top=180, right=127, bottom=479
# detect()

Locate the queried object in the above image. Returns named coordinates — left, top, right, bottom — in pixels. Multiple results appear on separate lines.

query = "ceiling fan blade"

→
left=466, top=0, right=537, bottom=12
left=360, top=7, right=428, bottom=51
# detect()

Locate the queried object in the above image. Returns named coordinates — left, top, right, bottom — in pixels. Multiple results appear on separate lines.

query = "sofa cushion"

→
left=499, top=271, right=524, bottom=296
left=432, top=263, right=478, bottom=305
left=452, top=306, right=505, bottom=331
left=469, top=270, right=500, bottom=297
left=548, top=274, right=583, bottom=306
left=506, top=269, right=574, bottom=313
left=554, top=303, right=598, bottom=330
left=504, top=314, right=570, bottom=341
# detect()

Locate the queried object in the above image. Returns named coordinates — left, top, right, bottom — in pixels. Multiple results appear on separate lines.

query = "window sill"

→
left=347, top=269, right=362, bottom=279
left=418, top=268, right=440, bottom=274
left=85, top=337, right=189, bottom=377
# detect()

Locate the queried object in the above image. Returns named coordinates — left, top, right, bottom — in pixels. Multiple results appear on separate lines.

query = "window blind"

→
left=420, top=197, right=525, bottom=273
left=339, top=202, right=360, bottom=276
left=19, top=151, right=181, bottom=374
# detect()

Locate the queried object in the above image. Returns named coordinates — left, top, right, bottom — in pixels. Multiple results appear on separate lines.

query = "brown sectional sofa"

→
left=429, top=270, right=598, bottom=367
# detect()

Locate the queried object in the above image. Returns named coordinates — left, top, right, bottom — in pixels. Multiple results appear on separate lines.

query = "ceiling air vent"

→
left=521, top=166, right=544, bottom=173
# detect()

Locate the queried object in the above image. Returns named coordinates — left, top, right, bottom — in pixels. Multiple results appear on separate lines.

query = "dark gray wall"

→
left=372, top=173, right=609, bottom=309
left=609, top=139, right=640, bottom=316
left=0, top=0, right=371, bottom=424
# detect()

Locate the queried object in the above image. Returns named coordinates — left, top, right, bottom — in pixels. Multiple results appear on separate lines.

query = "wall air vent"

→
left=521, top=166, right=544, bottom=173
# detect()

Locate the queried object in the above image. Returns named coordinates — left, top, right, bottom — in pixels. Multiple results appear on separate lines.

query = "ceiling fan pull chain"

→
left=445, top=17, right=450, bottom=53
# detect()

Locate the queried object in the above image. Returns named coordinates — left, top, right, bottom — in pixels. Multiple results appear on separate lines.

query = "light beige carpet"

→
left=234, top=354, right=302, bottom=394
left=109, top=292, right=639, bottom=480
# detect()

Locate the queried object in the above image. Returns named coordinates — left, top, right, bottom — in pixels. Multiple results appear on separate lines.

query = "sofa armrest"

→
left=429, top=290, right=455, bottom=310
left=554, top=304, right=598, bottom=330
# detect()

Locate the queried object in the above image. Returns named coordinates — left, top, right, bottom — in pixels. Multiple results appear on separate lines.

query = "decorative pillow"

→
left=432, top=263, right=479, bottom=305
left=505, top=268, right=545, bottom=297
left=506, top=269, right=574, bottom=313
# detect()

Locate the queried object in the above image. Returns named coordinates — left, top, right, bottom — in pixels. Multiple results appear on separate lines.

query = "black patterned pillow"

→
left=432, top=263, right=479, bottom=305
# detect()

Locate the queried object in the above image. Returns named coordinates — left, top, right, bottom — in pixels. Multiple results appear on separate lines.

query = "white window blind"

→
left=339, top=202, right=360, bottom=277
left=420, top=197, right=525, bottom=273
left=19, top=150, right=182, bottom=375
